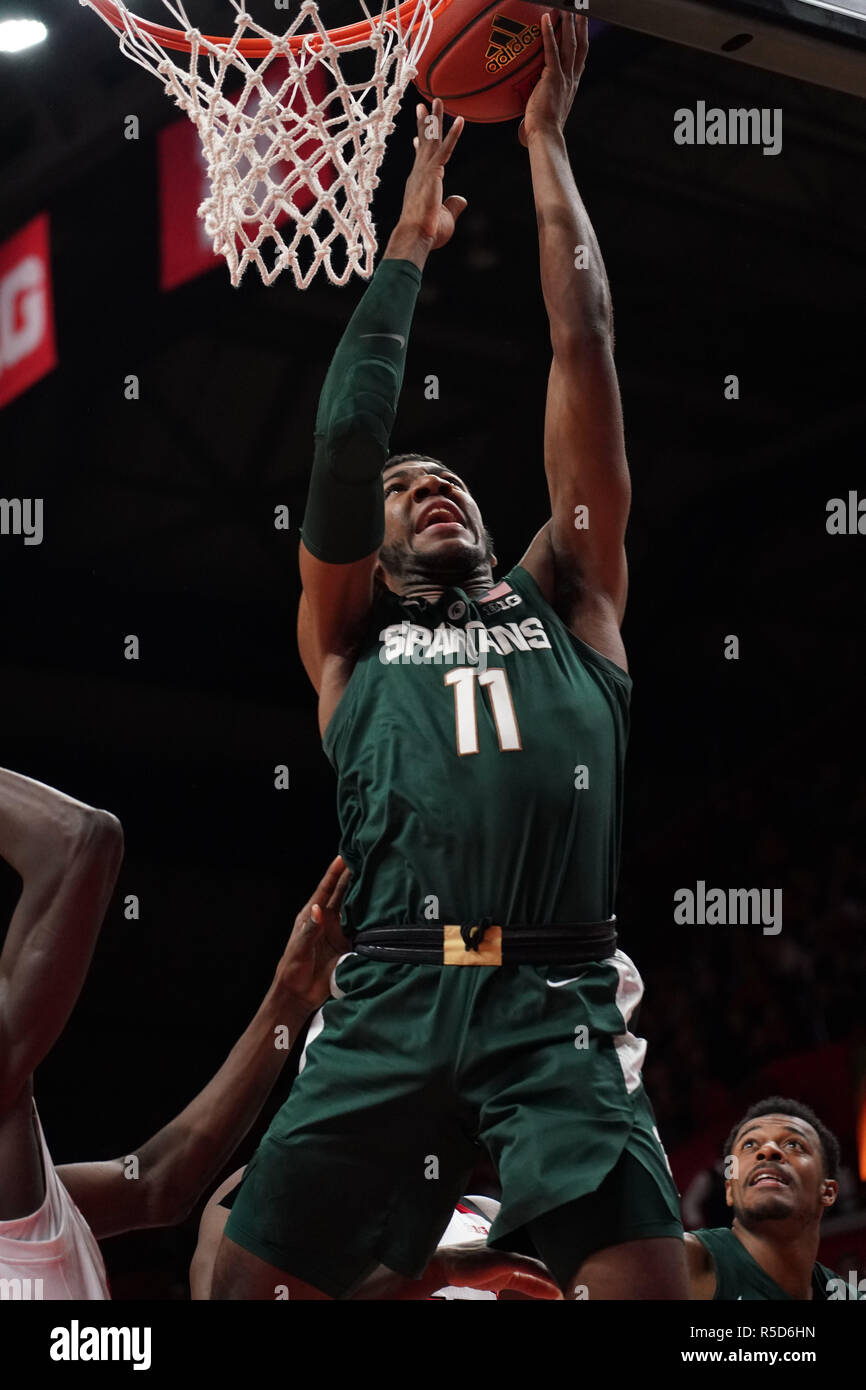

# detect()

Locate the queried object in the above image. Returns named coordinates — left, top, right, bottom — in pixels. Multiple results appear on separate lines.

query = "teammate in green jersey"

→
left=213, top=15, right=686, bottom=1302
left=686, top=1097, right=860, bottom=1299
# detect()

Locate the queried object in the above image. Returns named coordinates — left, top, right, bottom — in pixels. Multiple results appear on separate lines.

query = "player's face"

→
left=726, top=1114, right=832, bottom=1226
left=380, top=462, right=489, bottom=576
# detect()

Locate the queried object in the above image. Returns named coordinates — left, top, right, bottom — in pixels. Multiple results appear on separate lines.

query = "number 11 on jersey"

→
left=444, top=667, right=523, bottom=756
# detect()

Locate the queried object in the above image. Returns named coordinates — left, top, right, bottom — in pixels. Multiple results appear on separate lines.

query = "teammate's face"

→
left=726, top=1114, right=836, bottom=1227
left=379, top=461, right=492, bottom=579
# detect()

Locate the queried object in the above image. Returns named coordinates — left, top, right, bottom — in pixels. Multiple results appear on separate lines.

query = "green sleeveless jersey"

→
left=693, top=1226, right=848, bottom=1300
left=323, top=564, right=632, bottom=935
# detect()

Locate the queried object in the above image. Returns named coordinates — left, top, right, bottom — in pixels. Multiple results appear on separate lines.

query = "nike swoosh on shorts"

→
left=546, top=972, right=588, bottom=988
left=360, top=332, right=406, bottom=348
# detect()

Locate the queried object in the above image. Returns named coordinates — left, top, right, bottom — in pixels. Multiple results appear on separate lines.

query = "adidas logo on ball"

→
left=485, top=14, right=540, bottom=73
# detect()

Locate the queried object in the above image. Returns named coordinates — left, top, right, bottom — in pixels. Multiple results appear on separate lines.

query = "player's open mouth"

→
left=749, top=1168, right=790, bottom=1187
left=415, top=500, right=465, bottom=533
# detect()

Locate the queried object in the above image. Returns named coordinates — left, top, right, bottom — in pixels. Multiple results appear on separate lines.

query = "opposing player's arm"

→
left=684, top=1232, right=718, bottom=1299
left=58, top=857, right=349, bottom=1239
left=298, top=100, right=466, bottom=724
left=517, top=16, right=630, bottom=671
left=0, top=769, right=123, bottom=1117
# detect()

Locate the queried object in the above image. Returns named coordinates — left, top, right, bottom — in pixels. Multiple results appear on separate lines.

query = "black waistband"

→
left=352, top=919, right=618, bottom=966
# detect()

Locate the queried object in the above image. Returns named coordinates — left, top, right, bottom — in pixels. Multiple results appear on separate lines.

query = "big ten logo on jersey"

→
left=0, top=214, right=56, bottom=410
left=378, top=615, right=551, bottom=669
left=480, top=591, right=522, bottom=617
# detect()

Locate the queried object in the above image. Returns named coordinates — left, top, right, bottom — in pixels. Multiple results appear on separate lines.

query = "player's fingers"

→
left=307, top=902, right=333, bottom=944
left=418, top=96, right=444, bottom=149
left=541, top=11, right=562, bottom=75
left=503, top=1267, right=563, bottom=1299
left=312, top=854, right=346, bottom=908
left=575, top=12, right=589, bottom=65
left=326, top=866, right=352, bottom=913
left=444, top=194, right=468, bottom=222
left=439, top=113, right=464, bottom=162
left=309, top=900, right=352, bottom=956
left=448, top=1248, right=560, bottom=1295
left=560, top=8, right=577, bottom=71
left=293, top=857, right=344, bottom=933
left=485, top=1252, right=562, bottom=1298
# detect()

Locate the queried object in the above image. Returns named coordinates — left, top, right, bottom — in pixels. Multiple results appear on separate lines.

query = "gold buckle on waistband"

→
left=443, top=924, right=503, bottom=966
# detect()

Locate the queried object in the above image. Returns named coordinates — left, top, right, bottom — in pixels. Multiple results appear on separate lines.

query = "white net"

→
left=81, top=0, right=439, bottom=287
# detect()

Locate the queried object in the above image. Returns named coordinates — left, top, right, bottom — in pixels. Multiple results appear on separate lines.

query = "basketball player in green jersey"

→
left=213, top=15, right=686, bottom=1301
left=687, top=1098, right=861, bottom=1300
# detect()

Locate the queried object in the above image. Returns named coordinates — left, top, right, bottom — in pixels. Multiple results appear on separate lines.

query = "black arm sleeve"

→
left=301, top=257, right=423, bottom=564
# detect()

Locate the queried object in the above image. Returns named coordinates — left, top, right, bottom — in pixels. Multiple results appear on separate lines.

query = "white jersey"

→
left=0, top=1105, right=109, bottom=1301
left=430, top=1196, right=502, bottom=1301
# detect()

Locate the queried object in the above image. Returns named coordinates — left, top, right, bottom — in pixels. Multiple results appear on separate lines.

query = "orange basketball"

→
left=414, top=1, right=561, bottom=123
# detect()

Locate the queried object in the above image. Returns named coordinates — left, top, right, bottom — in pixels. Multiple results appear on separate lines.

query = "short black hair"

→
left=383, top=452, right=445, bottom=474
left=723, top=1097, right=840, bottom=1179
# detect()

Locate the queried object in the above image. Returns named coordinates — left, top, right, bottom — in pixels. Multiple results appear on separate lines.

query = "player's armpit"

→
left=517, top=520, right=628, bottom=673
left=684, top=1232, right=717, bottom=1300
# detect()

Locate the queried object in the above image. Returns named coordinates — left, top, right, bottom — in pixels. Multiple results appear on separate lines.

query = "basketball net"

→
left=80, top=0, right=445, bottom=288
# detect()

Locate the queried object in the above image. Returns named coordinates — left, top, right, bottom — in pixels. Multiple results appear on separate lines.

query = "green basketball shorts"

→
left=224, top=949, right=682, bottom=1297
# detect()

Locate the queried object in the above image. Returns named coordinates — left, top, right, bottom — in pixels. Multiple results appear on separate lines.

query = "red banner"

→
left=0, top=213, right=57, bottom=410
left=158, top=60, right=335, bottom=290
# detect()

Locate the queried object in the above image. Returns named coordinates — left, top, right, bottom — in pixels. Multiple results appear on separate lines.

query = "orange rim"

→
left=86, top=0, right=457, bottom=56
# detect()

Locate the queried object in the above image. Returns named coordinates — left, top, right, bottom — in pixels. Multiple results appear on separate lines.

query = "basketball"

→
left=414, top=0, right=562, bottom=123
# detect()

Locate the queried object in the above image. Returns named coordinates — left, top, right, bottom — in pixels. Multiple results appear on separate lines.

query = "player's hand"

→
left=274, top=855, right=352, bottom=1011
left=429, top=1245, right=563, bottom=1299
left=518, top=12, right=587, bottom=148
left=395, top=98, right=467, bottom=251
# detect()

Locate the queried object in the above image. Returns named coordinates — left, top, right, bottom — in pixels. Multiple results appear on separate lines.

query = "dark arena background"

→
left=1, top=0, right=865, bottom=1338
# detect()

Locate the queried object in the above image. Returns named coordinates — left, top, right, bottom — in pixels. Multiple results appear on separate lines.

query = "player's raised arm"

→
left=57, top=856, right=350, bottom=1239
left=517, top=15, right=631, bottom=670
left=298, top=98, right=466, bottom=726
left=0, top=769, right=123, bottom=1117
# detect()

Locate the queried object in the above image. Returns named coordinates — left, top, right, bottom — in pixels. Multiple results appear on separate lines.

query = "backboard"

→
left=538, top=0, right=866, bottom=96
